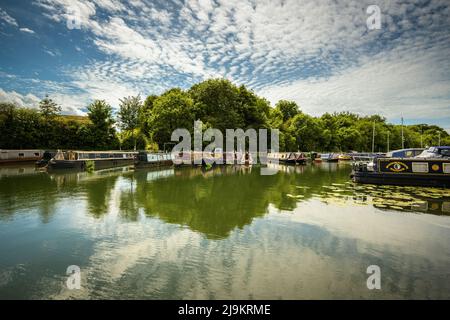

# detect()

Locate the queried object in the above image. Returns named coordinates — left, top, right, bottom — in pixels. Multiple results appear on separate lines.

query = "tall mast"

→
left=387, top=131, right=390, bottom=152
left=372, top=121, right=375, bottom=153
left=438, top=131, right=441, bottom=146
left=420, top=125, right=423, bottom=148
left=401, top=117, right=404, bottom=149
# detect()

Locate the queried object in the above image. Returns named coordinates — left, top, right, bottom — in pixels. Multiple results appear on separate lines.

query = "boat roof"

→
left=389, top=148, right=425, bottom=152
left=426, top=146, right=450, bottom=150
left=0, top=149, right=42, bottom=152
left=64, top=150, right=137, bottom=153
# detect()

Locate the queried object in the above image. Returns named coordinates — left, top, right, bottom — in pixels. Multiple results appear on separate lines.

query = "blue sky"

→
left=0, top=0, right=449, bottom=131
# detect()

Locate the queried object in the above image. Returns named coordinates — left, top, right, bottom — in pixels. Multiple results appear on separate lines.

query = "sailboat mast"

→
left=387, top=131, right=390, bottom=152
left=372, top=121, right=375, bottom=153
left=401, top=117, right=404, bottom=149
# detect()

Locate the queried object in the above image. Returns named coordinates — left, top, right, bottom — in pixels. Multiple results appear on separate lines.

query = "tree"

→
left=86, top=100, right=117, bottom=150
left=147, top=90, right=195, bottom=149
left=189, top=79, right=243, bottom=131
left=238, top=85, right=270, bottom=129
left=289, top=113, right=324, bottom=151
left=143, top=95, right=158, bottom=112
left=39, top=95, right=61, bottom=117
left=118, top=95, right=142, bottom=150
left=275, top=100, right=299, bottom=122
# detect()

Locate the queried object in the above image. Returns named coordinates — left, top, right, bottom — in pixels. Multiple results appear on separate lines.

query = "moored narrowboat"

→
left=338, top=154, right=352, bottom=161
left=48, top=150, right=137, bottom=171
left=294, top=152, right=308, bottom=164
left=36, top=150, right=57, bottom=167
left=267, top=152, right=307, bottom=165
left=321, top=153, right=339, bottom=162
left=352, top=155, right=450, bottom=187
left=238, top=152, right=254, bottom=166
left=0, top=149, right=43, bottom=164
left=134, top=151, right=173, bottom=169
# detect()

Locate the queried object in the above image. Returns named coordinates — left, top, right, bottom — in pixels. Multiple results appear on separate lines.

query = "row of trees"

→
left=1, top=79, right=449, bottom=151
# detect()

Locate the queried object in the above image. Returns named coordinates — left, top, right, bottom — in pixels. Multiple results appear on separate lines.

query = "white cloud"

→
left=35, top=0, right=96, bottom=28
left=12, top=0, right=450, bottom=126
left=0, top=87, right=87, bottom=115
left=0, top=88, right=40, bottom=107
left=259, top=40, right=450, bottom=121
left=19, top=27, right=35, bottom=34
left=0, top=8, right=18, bottom=27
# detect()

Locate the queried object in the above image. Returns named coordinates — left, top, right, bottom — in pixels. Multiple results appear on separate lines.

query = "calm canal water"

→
left=0, top=163, right=449, bottom=299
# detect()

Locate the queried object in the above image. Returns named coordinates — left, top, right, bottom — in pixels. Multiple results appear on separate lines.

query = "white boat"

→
left=0, top=149, right=43, bottom=164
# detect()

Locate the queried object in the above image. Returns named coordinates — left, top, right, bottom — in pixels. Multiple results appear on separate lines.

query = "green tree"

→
left=118, top=95, right=142, bottom=150
left=289, top=113, right=324, bottom=151
left=86, top=100, right=117, bottom=150
left=189, top=79, right=243, bottom=131
left=275, top=100, right=299, bottom=122
left=147, top=89, right=195, bottom=149
left=39, top=95, right=61, bottom=117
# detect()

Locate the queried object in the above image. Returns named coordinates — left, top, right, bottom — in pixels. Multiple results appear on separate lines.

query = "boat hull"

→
left=0, top=158, right=42, bottom=164
left=48, top=159, right=134, bottom=171
left=352, top=171, right=450, bottom=188
left=135, top=160, right=173, bottom=169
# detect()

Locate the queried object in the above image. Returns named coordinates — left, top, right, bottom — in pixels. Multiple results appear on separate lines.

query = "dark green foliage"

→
left=86, top=100, right=119, bottom=150
left=0, top=99, right=118, bottom=150
left=1, top=80, right=448, bottom=152
left=39, top=95, right=61, bottom=118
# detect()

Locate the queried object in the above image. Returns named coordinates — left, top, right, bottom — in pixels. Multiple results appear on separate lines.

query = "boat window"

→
left=18, top=153, right=24, bottom=157
left=443, top=163, right=450, bottom=174
left=412, top=162, right=428, bottom=173
left=89, top=153, right=96, bottom=159
left=443, top=202, right=450, bottom=213
left=34, top=152, right=40, bottom=157
left=405, top=151, right=413, bottom=157
left=439, top=149, right=450, bottom=157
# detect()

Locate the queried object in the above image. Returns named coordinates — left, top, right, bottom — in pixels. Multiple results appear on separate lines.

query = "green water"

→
left=0, top=163, right=449, bottom=299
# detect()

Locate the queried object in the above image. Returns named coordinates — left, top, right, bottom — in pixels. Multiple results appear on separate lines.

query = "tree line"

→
left=1, top=78, right=449, bottom=152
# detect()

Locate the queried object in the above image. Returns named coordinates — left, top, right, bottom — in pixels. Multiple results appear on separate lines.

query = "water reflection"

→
left=1, top=163, right=449, bottom=225
left=0, top=164, right=450, bottom=299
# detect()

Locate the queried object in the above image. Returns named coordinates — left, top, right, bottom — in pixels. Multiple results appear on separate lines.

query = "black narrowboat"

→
left=134, top=152, right=173, bottom=169
left=48, top=150, right=137, bottom=171
left=352, top=156, right=450, bottom=187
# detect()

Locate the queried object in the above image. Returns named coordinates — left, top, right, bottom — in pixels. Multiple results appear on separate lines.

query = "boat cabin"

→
left=138, top=152, right=173, bottom=163
left=385, top=148, right=425, bottom=158
left=0, top=150, right=43, bottom=163
left=54, top=150, right=136, bottom=161
left=415, top=146, right=450, bottom=159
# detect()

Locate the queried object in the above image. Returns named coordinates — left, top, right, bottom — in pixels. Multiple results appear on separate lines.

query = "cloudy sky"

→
left=0, top=0, right=449, bottom=130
